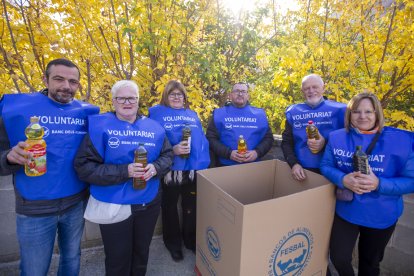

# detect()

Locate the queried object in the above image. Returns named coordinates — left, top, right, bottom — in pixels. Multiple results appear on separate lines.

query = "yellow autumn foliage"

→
left=1, top=0, right=413, bottom=132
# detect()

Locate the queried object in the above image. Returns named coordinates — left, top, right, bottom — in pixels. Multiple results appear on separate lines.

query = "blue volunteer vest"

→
left=286, top=100, right=346, bottom=168
left=0, top=93, right=99, bottom=200
left=213, top=104, right=269, bottom=166
left=148, top=105, right=210, bottom=171
left=328, top=127, right=413, bottom=228
left=88, top=112, right=165, bottom=204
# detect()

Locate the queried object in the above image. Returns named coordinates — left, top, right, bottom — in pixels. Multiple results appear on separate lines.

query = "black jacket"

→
left=206, top=105, right=274, bottom=166
left=74, top=133, right=173, bottom=186
left=281, top=120, right=298, bottom=168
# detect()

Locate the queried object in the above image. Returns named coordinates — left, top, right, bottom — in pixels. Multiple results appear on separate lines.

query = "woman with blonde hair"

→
left=321, top=92, right=414, bottom=275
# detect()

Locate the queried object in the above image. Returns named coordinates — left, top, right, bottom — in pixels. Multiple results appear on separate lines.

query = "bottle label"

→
left=187, top=137, right=191, bottom=152
left=26, top=144, right=47, bottom=175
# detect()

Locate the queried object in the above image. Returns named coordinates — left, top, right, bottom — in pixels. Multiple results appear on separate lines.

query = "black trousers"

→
left=162, top=172, right=196, bottom=252
left=99, top=194, right=161, bottom=276
left=329, top=214, right=396, bottom=276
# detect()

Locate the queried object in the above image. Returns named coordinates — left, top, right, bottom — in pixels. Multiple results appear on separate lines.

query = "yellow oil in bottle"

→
left=306, top=120, right=320, bottom=154
left=237, top=135, right=247, bottom=154
left=24, top=116, right=47, bottom=176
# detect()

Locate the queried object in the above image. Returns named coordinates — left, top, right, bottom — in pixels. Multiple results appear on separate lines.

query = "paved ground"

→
left=0, top=235, right=196, bottom=276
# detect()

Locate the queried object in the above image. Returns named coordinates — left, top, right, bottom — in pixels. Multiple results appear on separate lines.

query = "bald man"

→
left=282, top=74, right=346, bottom=181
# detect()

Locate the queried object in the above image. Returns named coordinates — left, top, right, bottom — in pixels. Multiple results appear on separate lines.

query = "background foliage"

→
left=1, top=0, right=413, bottom=132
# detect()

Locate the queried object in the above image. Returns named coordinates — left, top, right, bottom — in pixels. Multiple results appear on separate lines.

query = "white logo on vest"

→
left=164, top=123, right=173, bottom=131
left=43, top=126, right=50, bottom=138
left=108, top=137, right=120, bottom=148
left=293, top=121, right=302, bottom=129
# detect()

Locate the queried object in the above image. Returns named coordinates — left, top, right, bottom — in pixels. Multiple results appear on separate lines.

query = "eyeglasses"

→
left=114, top=97, right=138, bottom=104
left=351, top=110, right=375, bottom=116
left=232, top=90, right=248, bottom=95
left=168, top=93, right=184, bottom=99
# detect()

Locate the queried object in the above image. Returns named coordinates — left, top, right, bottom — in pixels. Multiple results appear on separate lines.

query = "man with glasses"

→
left=0, top=59, right=99, bottom=275
left=206, top=82, right=273, bottom=166
left=281, top=74, right=346, bottom=181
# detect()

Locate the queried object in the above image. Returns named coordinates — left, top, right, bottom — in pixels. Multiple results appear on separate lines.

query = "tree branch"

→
left=18, top=2, right=43, bottom=75
left=124, top=3, right=134, bottom=80
left=360, top=4, right=371, bottom=78
left=0, top=42, right=21, bottom=92
left=2, top=0, right=36, bottom=91
left=376, top=4, right=397, bottom=86
left=109, top=0, right=126, bottom=76
left=303, top=0, right=312, bottom=44
left=98, top=26, right=123, bottom=77
left=73, top=0, right=116, bottom=76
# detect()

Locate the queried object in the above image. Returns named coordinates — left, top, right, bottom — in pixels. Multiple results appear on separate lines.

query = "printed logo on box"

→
left=197, top=246, right=217, bottom=276
left=268, top=227, right=313, bottom=276
left=206, top=227, right=221, bottom=261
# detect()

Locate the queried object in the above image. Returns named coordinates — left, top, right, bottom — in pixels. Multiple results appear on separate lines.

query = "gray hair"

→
left=111, top=80, right=139, bottom=98
left=301, top=74, right=324, bottom=87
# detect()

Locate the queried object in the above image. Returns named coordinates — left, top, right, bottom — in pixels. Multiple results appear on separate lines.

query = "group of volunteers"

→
left=0, top=58, right=413, bottom=276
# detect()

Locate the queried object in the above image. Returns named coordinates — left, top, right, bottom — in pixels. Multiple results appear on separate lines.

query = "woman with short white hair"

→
left=74, top=80, right=173, bottom=276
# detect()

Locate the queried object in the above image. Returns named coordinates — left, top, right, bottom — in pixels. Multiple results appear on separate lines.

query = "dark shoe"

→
left=169, top=250, right=183, bottom=262
left=185, top=244, right=196, bottom=254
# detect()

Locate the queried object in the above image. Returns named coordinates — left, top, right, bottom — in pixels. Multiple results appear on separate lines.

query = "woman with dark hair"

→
left=149, top=80, right=210, bottom=261
left=74, top=80, right=173, bottom=276
left=320, top=92, right=414, bottom=275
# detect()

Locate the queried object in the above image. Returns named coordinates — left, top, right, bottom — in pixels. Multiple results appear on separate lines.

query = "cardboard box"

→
left=195, top=159, right=335, bottom=276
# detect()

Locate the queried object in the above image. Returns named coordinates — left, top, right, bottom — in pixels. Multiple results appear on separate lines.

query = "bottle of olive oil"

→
left=133, top=143, right=147, bottom=189
left=353, top=145, right=369, bottom=174
left=181, top=123, right=191, bottom=159
left=306, top=120, right=320, bottom=154
left=237, top=135, right=247, bottom=154
left=24, top=116, right=47, bottom=177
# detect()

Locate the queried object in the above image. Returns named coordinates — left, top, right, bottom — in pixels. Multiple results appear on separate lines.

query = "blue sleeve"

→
left=320, top=141, right=347, bottom=188
left=378, top=151, right=414, bottom=195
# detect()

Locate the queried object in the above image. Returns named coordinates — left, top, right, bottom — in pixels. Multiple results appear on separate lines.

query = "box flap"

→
left=198, top=160, right=277, bottom=205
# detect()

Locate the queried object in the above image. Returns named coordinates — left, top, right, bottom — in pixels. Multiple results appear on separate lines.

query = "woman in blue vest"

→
left=320, top=92, right=414, bottom=276
left=74, top=80, right=173, bottom=276
left=149, top=80, right=210, bottom=262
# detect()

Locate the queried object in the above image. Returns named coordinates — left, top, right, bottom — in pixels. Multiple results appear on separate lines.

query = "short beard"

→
left=49, top=91, right=74, bottom=104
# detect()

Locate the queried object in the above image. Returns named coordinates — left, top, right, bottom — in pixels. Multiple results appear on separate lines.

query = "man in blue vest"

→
left=282, top=74, right=346, bottom=181
left=206, top=82, right=273, bottom=166
left=0, top=59, right=99, bottom=275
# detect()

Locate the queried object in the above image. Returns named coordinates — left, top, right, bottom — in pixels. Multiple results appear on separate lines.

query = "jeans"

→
left=16, top=200, right=85, bottom=276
